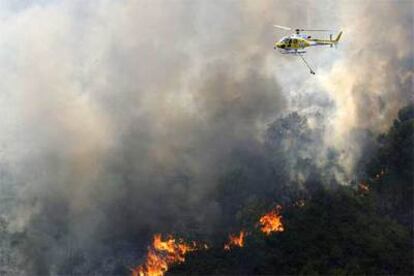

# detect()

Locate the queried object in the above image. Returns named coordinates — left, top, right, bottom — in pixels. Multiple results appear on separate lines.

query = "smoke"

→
left=0, top=0, right=412, bottom=274
left=268, top=0, right=414, bottom=180
left=318, top=1, right=414, bottom=176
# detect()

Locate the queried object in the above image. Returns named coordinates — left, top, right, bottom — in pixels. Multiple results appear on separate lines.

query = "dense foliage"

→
left=169, top=105, right=414, bottom=275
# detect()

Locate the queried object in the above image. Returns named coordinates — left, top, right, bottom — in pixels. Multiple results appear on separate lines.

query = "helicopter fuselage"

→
left=274, top=32, right=342, bottom=53
left=272, top=25, right=343, bottom=74
left=275, top=34, right=311, bottom=50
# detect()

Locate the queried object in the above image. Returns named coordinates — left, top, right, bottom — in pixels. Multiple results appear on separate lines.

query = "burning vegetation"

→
left=259, top=204, right=284, bottom=235
left=224, top=230, right=247, bottom=251
left=134, top=204, right=286, bottom=275
left=133, top=105, right=414, bottom=276
left=131, top=234, right=203, bottom=276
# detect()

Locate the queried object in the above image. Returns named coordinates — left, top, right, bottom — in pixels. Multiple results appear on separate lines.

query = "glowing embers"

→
left=259, top=204, right=284, bottom=235
left=358, top=181, right=370, bottom=194
left=131, top=234, right=203, bottom=276
left=224, top=230, right=247, bottom=251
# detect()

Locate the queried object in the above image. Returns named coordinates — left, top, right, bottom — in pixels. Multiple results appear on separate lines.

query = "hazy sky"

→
left=0, top=0, right=412, bottom=274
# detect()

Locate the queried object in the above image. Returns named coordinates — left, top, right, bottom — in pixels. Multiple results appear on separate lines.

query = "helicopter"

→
left=273, top=24, right=342, bottom=74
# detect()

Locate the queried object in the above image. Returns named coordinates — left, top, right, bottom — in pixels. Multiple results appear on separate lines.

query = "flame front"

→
left=131, top=234, right=198, bottom=276
left=224, top=230, right=246, bottom=251
left=133, top=204, right=287, bottom=274
left=259, top=205, right=284, bottom=235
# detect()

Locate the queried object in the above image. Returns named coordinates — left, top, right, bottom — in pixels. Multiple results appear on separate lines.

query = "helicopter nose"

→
left=275, top=42, right=284, bottom=49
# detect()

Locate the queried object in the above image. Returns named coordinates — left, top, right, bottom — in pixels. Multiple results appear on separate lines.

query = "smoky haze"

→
left=0, top=0, right=412, bottom=274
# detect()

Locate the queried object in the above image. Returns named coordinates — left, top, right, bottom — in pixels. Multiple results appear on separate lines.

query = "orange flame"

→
left=259, top=205, right=284, bottom=235
left=133, top=203, right=288, bottom=274
left=131, top=234, right=200, bottom=276
left=224, top=230, right=246, bottom=251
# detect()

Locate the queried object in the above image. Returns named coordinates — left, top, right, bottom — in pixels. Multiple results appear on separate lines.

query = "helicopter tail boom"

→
left=309, top=31, right=343, bottom=46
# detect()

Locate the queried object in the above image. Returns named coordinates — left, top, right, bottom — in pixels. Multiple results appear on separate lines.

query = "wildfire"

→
left=131, top=234, right=200, bottom=276
left=259, top=205, right=284, bottom=235
left=224, top=230, right=246, bottom=251
left=133, top=204, right=288, bottom=274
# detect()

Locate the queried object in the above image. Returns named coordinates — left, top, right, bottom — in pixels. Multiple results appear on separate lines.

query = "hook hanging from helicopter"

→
left=273, top=24, right=342, bottom=75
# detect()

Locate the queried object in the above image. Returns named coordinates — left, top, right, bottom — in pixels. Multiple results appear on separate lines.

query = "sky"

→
left=0, top=0, right=412, bottom=274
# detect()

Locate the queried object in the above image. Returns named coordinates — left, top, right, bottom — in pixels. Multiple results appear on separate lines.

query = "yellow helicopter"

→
left=273, top=25, right=343, bottom=74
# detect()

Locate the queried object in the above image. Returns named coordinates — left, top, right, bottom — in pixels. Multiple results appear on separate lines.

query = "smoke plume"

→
left=0, top=0, right=412, bottom=274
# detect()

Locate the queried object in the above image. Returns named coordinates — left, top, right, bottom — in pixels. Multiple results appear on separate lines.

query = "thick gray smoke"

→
left=0, top=0, right=412, bottom=274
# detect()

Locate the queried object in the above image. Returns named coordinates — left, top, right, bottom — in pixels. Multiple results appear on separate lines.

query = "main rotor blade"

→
left=273, top=24, right=292, bottom=30
left=299, top=29, right=336, bottom=32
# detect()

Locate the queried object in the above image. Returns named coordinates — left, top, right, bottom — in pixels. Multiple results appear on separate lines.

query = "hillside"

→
left=168, top=105, right=414, bottom=275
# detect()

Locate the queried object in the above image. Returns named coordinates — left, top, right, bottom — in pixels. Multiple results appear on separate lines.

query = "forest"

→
left=166, top=104, right=414, bottom=275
